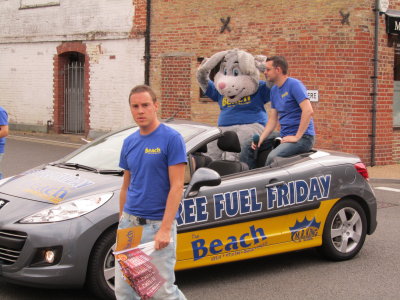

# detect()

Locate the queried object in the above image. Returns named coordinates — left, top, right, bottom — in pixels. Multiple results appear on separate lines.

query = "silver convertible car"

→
left=0, top=121, right=377, bottom=299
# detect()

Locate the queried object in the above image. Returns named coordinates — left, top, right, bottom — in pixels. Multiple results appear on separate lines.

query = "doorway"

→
left=63, top=52, right=85, bottom=134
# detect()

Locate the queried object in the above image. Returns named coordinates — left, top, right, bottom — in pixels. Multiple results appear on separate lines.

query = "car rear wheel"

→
left=320, top=199, right=367, bottom=261
left=86, top=228, right=117, bottom=300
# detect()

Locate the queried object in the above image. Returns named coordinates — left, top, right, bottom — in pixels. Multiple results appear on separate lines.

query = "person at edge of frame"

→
left=0, top=106, right=9, bottom=179
left=115, top=84, right=187, bottom=300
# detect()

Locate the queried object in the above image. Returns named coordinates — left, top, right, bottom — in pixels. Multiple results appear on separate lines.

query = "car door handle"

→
left=265, top=181, right=285, bottom=188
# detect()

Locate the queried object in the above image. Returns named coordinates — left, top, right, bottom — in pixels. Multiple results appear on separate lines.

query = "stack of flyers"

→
left=114, top=241, right=168, bottom=299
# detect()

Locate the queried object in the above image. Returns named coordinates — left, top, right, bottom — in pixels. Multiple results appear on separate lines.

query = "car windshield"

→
left=60, top=124, right=205, bottom=171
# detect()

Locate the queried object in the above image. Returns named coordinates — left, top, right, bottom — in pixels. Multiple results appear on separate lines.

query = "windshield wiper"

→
left=55, top=162, right=99, bottom=173
left=98, top=169, right=124, bottom=176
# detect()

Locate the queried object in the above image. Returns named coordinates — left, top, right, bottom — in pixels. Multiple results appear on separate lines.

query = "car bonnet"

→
left=0, top=165, right=121, bottom=205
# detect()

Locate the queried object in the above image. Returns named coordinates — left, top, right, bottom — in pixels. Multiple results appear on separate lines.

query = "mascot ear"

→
left=197, top=50, right=228, bottom=92
left=198, top=57, right=221, bottom=81
left=237, top=51, right=256, bottom=75
left=254, top=55, right=267, bottom=73
left=199, top=50, right=228, bottom=72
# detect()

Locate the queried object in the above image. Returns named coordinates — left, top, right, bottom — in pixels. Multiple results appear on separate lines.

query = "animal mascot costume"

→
left=197, top=49, right=278, bottom=169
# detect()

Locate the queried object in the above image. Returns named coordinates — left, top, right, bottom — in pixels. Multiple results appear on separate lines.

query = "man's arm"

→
left=0, top=125, right=9, bottom=138
left=154, top=163, right=186, bottom=250
left=254, top=108, right=278, bottom=149
left=282, top=99, right=314, bottom=143
left=119, top=170, right=130, bottom=218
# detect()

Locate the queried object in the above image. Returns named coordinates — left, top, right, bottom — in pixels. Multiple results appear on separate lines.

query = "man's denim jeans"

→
left=115, top=213, right=186, bottom=300
left=265, top=134, right=315, bottom=166
left=241, top=131, right=280, bottom=169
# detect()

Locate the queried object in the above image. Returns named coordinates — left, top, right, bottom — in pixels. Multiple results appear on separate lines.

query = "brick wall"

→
left=149, top=0, right=399, bottom=165
left=394, top=129, right=400, bottom=162
left=131, top=0, right=148, bottom=38
left=161, top=55, right=192, bottom=119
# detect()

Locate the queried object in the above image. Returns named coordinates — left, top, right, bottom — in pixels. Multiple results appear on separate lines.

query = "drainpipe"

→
left=371, top=0, right=379, bottom=166
left=144, top=0, right=152, bottom=85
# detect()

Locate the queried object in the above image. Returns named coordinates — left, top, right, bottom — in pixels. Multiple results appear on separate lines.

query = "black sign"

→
left=386, top=14, right=400, bottom=34
left=0, top=199, right=8, bottom=210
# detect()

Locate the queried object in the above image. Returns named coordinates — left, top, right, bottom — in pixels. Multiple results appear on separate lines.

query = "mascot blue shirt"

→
left=205, top=80, right=270, bottom=127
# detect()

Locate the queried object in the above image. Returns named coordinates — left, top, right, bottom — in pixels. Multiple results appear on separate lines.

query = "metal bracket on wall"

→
left=340, top=10, right=350, bottom=25
left=220, top=17, right=231, bottom=33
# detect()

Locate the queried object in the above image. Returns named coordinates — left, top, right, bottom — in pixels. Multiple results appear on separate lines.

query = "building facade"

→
left=148, top=0, right=400, bottom=165
left=0, top=0, right=146, bottom=137
left=1, top=0, right=399, bottom=166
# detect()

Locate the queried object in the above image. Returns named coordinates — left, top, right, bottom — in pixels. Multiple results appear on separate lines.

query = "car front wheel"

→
left=320, top=199, right=367, bottom=261
left=86, top=228, right=117, bottom=300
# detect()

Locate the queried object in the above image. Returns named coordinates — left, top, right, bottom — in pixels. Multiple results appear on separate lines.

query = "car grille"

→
left=0, top=230, right=27, bottom=265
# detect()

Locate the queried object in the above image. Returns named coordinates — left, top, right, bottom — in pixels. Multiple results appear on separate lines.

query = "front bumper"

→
left=0, top=216, right=104, bottom=288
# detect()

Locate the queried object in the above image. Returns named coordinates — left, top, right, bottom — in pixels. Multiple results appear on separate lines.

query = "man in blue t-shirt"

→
left=254, top=56, right=315, bottom=165
left=0, top=106, right=9, bottom=179
left=115, top=85, right=187, bottom=300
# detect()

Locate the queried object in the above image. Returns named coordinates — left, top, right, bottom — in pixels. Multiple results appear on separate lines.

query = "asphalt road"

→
left=1, top=137, right=400, bottom=299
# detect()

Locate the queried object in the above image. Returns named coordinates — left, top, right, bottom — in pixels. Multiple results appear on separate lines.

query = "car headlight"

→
left=18, top=192, right=114, bottom=223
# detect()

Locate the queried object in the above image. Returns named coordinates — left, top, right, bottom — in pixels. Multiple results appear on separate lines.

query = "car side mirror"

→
left=184, top=167, right=221, bottom=198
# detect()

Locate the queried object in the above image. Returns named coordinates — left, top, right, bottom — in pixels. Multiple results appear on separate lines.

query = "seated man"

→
left=254, top=56, right=315, bottom=166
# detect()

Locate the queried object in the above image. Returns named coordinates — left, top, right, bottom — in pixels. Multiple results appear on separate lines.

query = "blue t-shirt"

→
left=0, top=107, right=8, bottom=153
left=205, top=80, right=270, bottom=126
left=119, top=124, right=187, bottom=220
left=271, top=78, right=315, bottom=137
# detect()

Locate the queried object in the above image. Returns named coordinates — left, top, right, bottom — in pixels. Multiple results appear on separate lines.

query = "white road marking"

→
left=8, top=135, right=83, bottom=148
left=375, top=187, right=400, bottom=193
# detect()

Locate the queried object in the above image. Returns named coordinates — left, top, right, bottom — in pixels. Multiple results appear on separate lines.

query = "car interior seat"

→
left=192, top=144, right=212, bottom=170
left=207, top=131, right=249, bottom=176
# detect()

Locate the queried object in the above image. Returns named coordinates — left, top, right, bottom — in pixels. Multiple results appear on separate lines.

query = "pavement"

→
left=7, top=130, right=400, bottom=182
left=366, top=163, right=400, bottom=183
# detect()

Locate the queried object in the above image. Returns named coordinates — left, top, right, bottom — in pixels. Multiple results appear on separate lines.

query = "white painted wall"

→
left=0, top=43, right=57, bottom=126
left=87, top=39, right=145, bottom=132
left=0, top=0, right=144, bottom=134
left=0, top=0, right=134, bottom=42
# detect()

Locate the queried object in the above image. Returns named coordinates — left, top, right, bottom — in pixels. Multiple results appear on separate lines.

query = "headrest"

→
left=195, top=144, right=208, bottom=153
left=217, top=131, right=241, bottom=153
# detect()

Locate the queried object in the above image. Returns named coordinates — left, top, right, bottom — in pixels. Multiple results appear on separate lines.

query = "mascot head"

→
left=197, top=49, right=267, bottom=103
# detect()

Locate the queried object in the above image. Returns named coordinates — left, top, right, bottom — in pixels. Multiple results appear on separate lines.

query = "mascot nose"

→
left=218, top=82, right=226, bottom=90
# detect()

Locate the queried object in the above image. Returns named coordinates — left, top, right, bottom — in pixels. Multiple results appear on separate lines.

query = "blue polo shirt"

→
left=0, top=107, right=8, bottom=153
left=270, top=78, right=315, bottom=137
left=119, top=124, right=187, bottom=220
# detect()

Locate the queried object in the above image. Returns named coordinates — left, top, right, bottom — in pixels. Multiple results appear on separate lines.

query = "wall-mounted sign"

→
left=307, top=90, right=319, bottom=102
left=386, top=10, right=400, bottom=34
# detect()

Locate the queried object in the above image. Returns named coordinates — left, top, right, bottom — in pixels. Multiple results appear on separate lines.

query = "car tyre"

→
left=86, top=228, right=117, bottom=300
left=319, top=199, right=367, bottom=261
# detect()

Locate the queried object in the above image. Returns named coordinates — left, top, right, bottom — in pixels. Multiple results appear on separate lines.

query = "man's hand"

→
left=154, top=227, right=171, bottom=250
